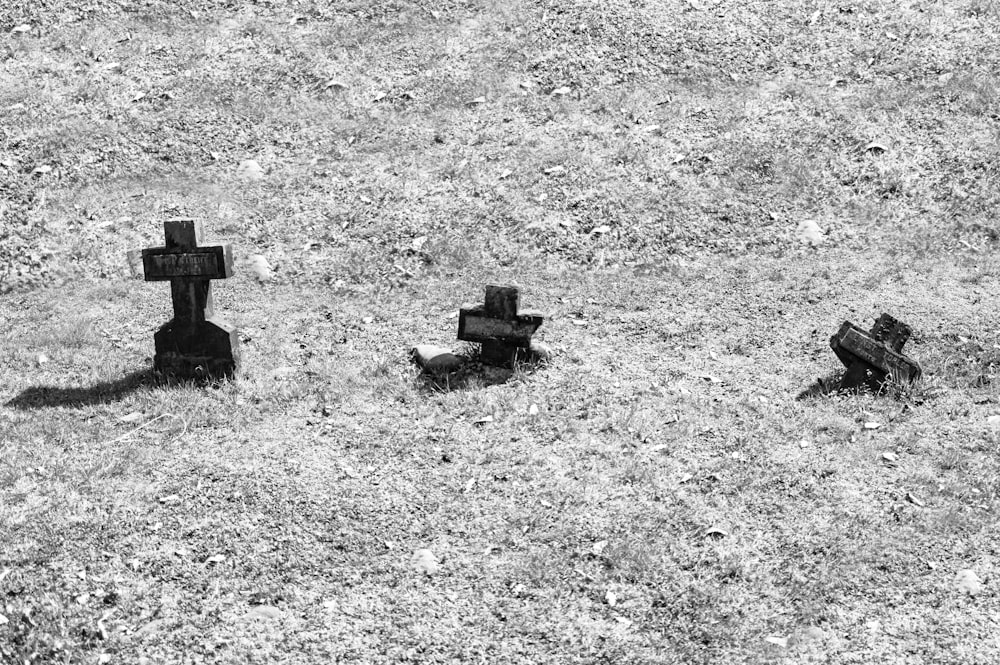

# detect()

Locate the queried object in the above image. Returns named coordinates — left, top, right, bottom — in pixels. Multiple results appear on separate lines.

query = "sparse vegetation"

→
left=2, top=0, right=1000, bottom=663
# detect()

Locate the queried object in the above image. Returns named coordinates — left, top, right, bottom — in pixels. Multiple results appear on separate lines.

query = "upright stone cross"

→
left=830, top=313, right=921, bottom=391
left=140, top=219, right=240, bottom=379
left=458, top=285, right=544, bottom=366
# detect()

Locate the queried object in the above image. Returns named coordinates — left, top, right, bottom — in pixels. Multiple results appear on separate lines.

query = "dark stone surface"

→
left=138, top=219, right=240, bottom=379
left=458, top=285, right=544, bottom=367
left=830, top=313, right=921, bottom=391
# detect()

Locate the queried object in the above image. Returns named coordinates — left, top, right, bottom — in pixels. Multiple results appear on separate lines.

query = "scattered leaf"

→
left=864, top=421, right=882, bottom=430
left=881, top=451, right=898, bottom=463
left=0, top=614, right=7, bottom=626
left=204, top=554, right=226, bottom=564
left=528, top=404, right=539, bottom=416
left=765, top=635, right=789, bottom=648
left=955, top=569, right=982, bottom=596
left=31, top=165, right=52, bottom=176
left=796, top=219, right=825, bottom=246
left=551, top=86, right=571, bottom=96
left=590, top=225, right=612, bottom=235
left=679, top=473, right=694, bottom=483
left=340, top=464, right=362, bottom=479
left=411, top=548, right=440, bottom=575
left=323, top=79, right=347, bottom=90
left=158, top=494, right=181, bottom=504
left=35, top=353, right=49, bottom=365
left=605, top=590, right=618, bottom=606
left=11, top=24, right=31, bottom=34
left=247, top=254, right=273, bottom=282
left=236, top=159, right=264, bottom=181
left=246, top=605, right=281, bottom=619
left=592, top=540, right=608, bottom=556
left=498, top=169, right=513, bottom=179
left=987, top=415, right=1000, bottom=428
left=467, top=96, right=486, bottom=105
left=906, top=492, right=925, bottom=507
left=474, top=415, right=494, bottom=425
left=704, top=527, right=727, bottom=539
left=118, top=412, right=143, bottom=424
left=543, top=165, right=566, bottom=175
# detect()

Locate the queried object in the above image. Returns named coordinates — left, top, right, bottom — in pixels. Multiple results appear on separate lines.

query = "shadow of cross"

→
left=458, top=285, right=544, bottom=366
left=830, top=313, right=921, bottom=391
left=140, top=219, right=240, bottom=379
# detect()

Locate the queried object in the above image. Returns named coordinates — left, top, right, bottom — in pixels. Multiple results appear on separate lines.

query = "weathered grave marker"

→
left=140, top=219, right=240, bottom=379
left=458, top=285, right=544, bottom=366
left=830, top=313, right=921, bottom=391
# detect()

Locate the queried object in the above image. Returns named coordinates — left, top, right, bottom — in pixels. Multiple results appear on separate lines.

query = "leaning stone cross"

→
left=140, top=219, right=240, bottom=378
left=830, top=313, right=921, bottom=390
left=458, top=285, right=543, bottom=366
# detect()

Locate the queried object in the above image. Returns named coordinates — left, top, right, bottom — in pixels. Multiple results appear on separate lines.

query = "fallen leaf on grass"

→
left=340, top=464, right=362, bottom=479
left=323, top=79, right=347, bottom=90
left=704, top=527, right=727, bottom=539
left=0, top=614, right=7, bottom=625
left=796, top=219, right=825, bottom=246
left=590, top=225, right=611, bottom=235
left=474, top=415, right=494, bottom=425
left=247, top=254, right=273, bottom=282
left=592, top=540, right=608, bottom=556
left=765, top=635, right=788, bottom=648
left=955, top=569, right=982, bottom=596
left=411, top=549, right=440, bottom=575
left=605, top=590, right=618, bottom=606
left=551, top=86, right=571, bottom=96
left=158, top=494, right=180, bottom=504
left=11, top=24, right=31, bottom=34
left=528, top=404, right=539, bottom=416
left=236, top=159, right=264, bottom=181
left=987, top=415, right=1000, bottom=428
left=31, top=165, right=52, bottom=176
left=204, top=554, right=226, bottom=564
left=245, top=605, right=281, bottom=620
left=906, top=492, right=925, bottom=507
left=864, top=421, right=882, bottom=430
left=466, top=96, right=486, bottom=105
left=544, top=165, right=566, bottom=175
left=881, top=451, right=898, bottom=463
left=118, top=412, right=143, bottom=424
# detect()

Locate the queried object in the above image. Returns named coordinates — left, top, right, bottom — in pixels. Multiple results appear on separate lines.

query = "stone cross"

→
left=140, top=219, right=240, bottom=379
left=458, top=285, right=543, bottom=366
left=830, top=313, right=921, bottom=390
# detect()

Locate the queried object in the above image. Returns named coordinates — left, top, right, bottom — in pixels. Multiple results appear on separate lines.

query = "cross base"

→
left=154, top=318, right=239, bottom=379
left=479, top=340, right=522, bottom=367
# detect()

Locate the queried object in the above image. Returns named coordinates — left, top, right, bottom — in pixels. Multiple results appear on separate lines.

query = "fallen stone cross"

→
left=458, top=285, right=544, bottom=366
left=140, top=219, right=240, bottom=379
left=830, top=313, right=921, bottom=391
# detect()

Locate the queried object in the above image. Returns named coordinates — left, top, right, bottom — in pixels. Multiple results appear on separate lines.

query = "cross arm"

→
left=142, top=244, right=234, bottom=281
left=458, top=305, right=543, bottom=348
left=830, top=322, right=922, bottom=383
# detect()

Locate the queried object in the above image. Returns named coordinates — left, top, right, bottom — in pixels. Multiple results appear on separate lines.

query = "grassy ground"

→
left=3, top=0, right=1000, bottom=662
